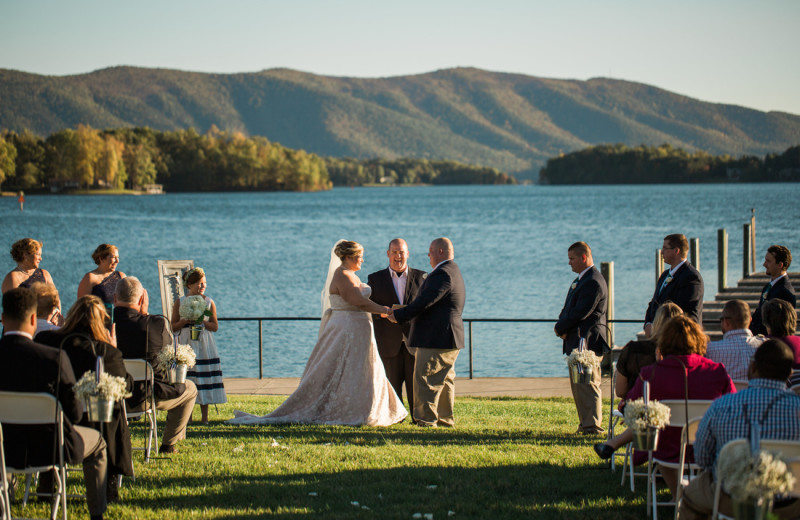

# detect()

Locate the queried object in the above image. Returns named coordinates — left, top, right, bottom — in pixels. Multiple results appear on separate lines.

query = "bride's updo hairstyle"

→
left=183, top=267, right=206, bottom=287
left=334, top=241, right=363, bottom=262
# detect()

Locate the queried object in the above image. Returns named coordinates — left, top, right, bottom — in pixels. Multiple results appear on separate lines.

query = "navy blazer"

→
left=555, top=266, right=609, bottom=356
left=368, top=266, right=426, bottom=358
left=750, top=275, right=797, bottom=336
left=644, top=262, right=704, bottom=325
left=0, top=334, right=85, bottom=467
left=392, top=260, right=466, bottom=350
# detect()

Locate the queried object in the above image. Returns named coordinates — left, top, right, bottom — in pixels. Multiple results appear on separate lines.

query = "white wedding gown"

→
left=227, top=284, right=408, bottom=426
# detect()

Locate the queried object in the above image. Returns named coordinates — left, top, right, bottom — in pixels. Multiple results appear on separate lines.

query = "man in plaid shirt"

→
left=679, top=339, right=800, bottom=519
left=706, top=299, right=765, bottom=380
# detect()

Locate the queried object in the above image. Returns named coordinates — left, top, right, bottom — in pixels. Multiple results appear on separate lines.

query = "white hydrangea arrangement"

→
left=566, top=349, right=601, bottom=369
left=718, top=442, right=796, bottom=500
left=73, top=371, right=131, bottom=401
left=155, top=343, right=197, bottom=372
left=180, top=295, right=211, bottom=323
left=622, top=398, right=671, bottom=432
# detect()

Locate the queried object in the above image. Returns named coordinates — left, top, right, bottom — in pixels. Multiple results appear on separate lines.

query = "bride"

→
left=227, top=240, right=408, bottom=426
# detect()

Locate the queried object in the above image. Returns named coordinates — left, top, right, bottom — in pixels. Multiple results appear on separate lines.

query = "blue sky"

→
left=2, top=0, right=799, bottom=114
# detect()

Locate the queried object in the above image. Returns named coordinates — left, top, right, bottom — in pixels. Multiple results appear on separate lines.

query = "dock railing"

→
left=217, top=316, right=652, bottom=380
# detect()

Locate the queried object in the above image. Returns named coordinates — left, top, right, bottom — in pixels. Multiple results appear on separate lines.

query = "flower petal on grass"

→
left=426, top=485, right=438, bottom=490
left=233, top=443, right=244, bottom=453
left=351, top=501, right=359, bottom=507
left=412, top=514, right=422, bottom=519
left=308, top=492, right=318, bottom=497
left=424, top=514, right=434, bottom=520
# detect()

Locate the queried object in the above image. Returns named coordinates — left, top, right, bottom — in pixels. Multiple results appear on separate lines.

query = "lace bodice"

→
left=329, top=284, right=371, bottom=311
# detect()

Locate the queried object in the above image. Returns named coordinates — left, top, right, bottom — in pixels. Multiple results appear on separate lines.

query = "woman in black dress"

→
left=1, top=238, right=56, bottom=293
left=36, top=295, right=134, bottom=501
left=77, top=244, right=126, bottom=308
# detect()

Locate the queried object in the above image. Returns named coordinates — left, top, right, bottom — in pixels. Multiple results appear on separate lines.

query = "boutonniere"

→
left=664, top=276, right=673, bottom=285
left=422, top=273, right=428, bottom=279
left=570, top=282, right=577, bottom=290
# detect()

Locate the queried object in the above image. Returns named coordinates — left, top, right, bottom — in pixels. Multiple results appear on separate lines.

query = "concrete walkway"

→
left=225, top=376, right=613, bottom=398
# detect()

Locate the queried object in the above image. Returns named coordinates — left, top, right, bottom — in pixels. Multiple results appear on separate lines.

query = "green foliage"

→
left=324, top=157, right=516, bottom=186
left=539, top=143, right=800, bottom=184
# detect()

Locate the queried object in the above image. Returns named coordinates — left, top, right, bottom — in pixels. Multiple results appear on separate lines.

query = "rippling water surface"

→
left=2, top=184, right=798, bottom=378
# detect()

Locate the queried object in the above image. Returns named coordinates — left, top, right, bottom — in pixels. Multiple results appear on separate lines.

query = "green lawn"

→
left=8, top=396, right=670, bottom=519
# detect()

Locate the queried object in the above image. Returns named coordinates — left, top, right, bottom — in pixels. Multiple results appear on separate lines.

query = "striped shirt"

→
left=706, top=329, right=765, bottom=380
left=694, top=379, right=800, bottom=477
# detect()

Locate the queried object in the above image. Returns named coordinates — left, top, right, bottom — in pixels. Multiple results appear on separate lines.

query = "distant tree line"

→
left=0, top=125, right=331, bottom=192
left=324, top=157, right=517, bottom=186
left=539, top=143, right=800, bottom=184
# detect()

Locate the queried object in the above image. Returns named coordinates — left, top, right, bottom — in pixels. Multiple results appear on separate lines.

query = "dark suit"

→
left=750, top=275, right=796, bottom=336
left=393, top=260, right=466, bottom=426
left=36, top=330, right=134, bottom=477
left=0, top=333, right=108, bottom=516
left=368, top=266, right=426, bottom=412
left=113, top=307, right=197, bottom=447
left=645, top=261, right=704, bottom=326
left=555, top=266, right=608, bottom=432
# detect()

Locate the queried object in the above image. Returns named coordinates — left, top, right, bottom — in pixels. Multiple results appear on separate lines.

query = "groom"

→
left=368, top=238, right=426, bottom=417
left=389, top=238, right=466, bottom=427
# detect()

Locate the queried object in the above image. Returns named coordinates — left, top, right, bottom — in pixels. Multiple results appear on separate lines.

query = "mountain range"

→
left=1, top=66, right=799, bottom=180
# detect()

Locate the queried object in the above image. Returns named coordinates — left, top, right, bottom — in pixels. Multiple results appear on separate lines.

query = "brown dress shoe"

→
left=158, top=444, right=178, bottom=454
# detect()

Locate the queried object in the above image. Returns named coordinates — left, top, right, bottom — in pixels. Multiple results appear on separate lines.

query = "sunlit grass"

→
left=8, top=396, right=674, bottom=519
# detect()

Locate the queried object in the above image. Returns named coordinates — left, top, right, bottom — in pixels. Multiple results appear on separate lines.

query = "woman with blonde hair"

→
left=2, top=238, right=56, bottom=293
left=36, top=295, right=134, bottom=501
left=229, top=240, right=407, bottom=426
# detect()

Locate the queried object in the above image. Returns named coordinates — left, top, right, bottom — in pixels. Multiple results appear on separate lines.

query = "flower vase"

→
left=632, top=427, right=660, bottom=451
left=190, top=323, right=203, bottom=340
left=85, top=395, right=114, bottom=423
left=569, top=363, right=592, bottom=384
left=732, top=497, right=772, bottom=520
left=168, top=363, right=188, bottom=384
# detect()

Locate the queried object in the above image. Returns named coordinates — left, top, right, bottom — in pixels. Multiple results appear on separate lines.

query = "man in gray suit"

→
left=554, top=241, right=609, bottom=435
left=389, top=238, right=466, bottom=427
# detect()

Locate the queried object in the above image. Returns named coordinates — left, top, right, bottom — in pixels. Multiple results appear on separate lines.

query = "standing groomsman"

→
left=368, top=238, right=426, bottom=418
left=554, top=242, right=609, bottom=435
left=644, top=233, right=704, bottom=335
left=750, top=245, right=796, bottom=336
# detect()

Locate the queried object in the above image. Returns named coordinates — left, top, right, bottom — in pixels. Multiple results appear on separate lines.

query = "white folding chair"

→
left=0, top=392, right=68, bottom=520
left=0, top=422, right=11, bottom=520
left=123, top=359, right=158, bottom=462
left=646, top=399, right=713, bottom=519
left=712, top=439, right=800, bottom=520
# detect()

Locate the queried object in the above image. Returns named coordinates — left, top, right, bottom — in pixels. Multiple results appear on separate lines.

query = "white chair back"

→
left=122, top=359, right=159, bottom=462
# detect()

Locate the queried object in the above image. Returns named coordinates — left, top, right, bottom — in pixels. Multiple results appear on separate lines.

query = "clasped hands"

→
left=380, top=307, right=398, bottom=323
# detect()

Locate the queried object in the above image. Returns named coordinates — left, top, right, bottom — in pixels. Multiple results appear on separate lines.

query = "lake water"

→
left=2, top=184, right=798, bottom=378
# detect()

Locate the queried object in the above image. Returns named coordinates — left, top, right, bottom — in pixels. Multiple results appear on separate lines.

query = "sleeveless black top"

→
left=18, top=268, right=45, bottom=288
left=91, top=271, right=122, bottom=304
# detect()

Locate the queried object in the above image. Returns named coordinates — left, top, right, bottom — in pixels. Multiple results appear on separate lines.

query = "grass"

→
left=7, top=396, right=672, bottom=519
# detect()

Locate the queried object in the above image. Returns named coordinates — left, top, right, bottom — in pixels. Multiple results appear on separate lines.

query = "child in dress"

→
left=170, top=267, right=227, bottom=423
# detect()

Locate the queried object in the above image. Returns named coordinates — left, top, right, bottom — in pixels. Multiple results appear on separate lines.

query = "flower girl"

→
left=170, top=267, right=227, bottom=423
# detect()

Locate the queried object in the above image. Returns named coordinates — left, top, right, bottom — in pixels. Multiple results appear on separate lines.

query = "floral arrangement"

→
left=622, top=398, right=671, bottom=432
left=73, top=371, right=131, bottom=401
left=566, top=349, right=601, bottom=369
left=179, top=295, right=210, bottom=324
left=155, top=343, right=197, bottom=372
left=718, top=442, right=796, bottom=500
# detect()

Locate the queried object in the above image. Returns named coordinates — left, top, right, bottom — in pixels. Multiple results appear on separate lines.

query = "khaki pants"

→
left=75, top=425, right=108, bottom=517
left=680, top=469, right=800, bottom=520
left=569, top=363, right=603, bottom=431
left=157, top=380, right=198, bottom=447
left=413, top=348, right=459, bottom=427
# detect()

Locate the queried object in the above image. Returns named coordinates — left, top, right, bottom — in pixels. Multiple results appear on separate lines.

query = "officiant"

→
left=368, top=238, right=426, bottom=419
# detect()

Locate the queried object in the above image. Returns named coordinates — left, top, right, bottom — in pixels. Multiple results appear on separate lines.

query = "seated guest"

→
left=113, top=276, right=197, bottom=454
left=77, top=244, right=126, bottom=307
left=762, top=298, right=800, bottom=393
left=615, top=302, right=683, bottom=403
left=36, top=295, right=134, bottom=502
left=679, top=339, right=800, bottom=520
left=750, top=245, right=796, bottom=336
left=597, top=316, right=735, bottom=497
left=706, top=299, right=765, bottom=380
left=30, top=281, right=63, bottom=333
left=1, top=238, right=57, bottom=293
left=0, top=288, right=108, bottom=520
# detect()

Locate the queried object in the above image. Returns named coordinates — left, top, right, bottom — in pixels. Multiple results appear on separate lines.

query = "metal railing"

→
left=218, top=316, right=648, bottom=379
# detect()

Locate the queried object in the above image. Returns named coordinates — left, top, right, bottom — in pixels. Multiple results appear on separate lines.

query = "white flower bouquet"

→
left=566, top=349, right=601, bottom=369
left=718, top=442, right=796, bottom=500
left=74, top=370, right=131, bottom=402
left=622, top=398, right=671, bottom=432
left=155, top=343, right=197, bottom=373
left=179, top=295, right=211, bottom=324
